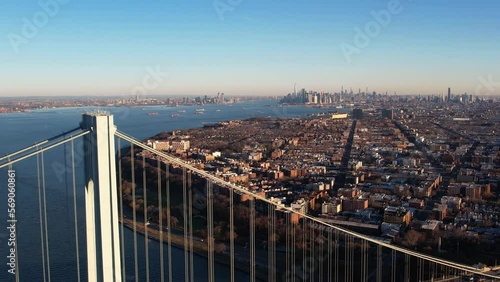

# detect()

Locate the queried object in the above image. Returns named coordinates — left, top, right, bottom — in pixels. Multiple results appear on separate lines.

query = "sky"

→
left=0, top=0, right=499, bottom=97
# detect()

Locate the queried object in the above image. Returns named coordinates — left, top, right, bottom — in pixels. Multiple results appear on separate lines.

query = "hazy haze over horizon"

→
left=1, top=0, right=499, bottom=97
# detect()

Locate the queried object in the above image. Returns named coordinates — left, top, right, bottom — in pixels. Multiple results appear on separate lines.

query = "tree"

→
left=235, top=205, right=249, bottom=221
left=161, top=209, right=179, bottom=228
left=402, top=229, right=424, bottom=248
left=214, top=224, right=224, bottom=240
left=170, top=216, right=179, bottom=228
left=214, top=243, right=227, bottom=254
left=226, top=230, right=238, bottom=241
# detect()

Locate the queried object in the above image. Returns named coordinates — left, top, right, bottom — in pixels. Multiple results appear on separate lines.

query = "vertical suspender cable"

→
left=183, top=167, right=188, bottom=282
left=268, top=205, right=272, bottom=282
left=311, top=222, right=315, bottom=282
left=117, top=139, right=126, bottom=281
left=431, top=262, right=435, bottom=281
left=328, top=228, right=332, bottom=282
left=391, top=249, right=396, bottom=282
left=285, top=212, right=290, bottom=282
left=207, top=180, right=215, bottom=282
left=417, top=258, right=421, bottom=282
left=404, top=254, right=409, bottom=282
left=64, top=140, right=69, bottom=220
left=429, top=259, right=433, bottom=281
left=36, top=149, right=47, bottom=282
left=350, top=234, right=354, bottom=282
left=361, top=239, right=363, bottom=282
left=157, top=160, right=164, bottom=282
left=344, top=233, right=348, bottom=282
left=229, top=188, right=235, bottom=282
left=166, top=164, right=173, bottom=282
left=188, top=171, right=194, bottom=282
left=377, top=245, right=382, bottom=282
left=272, top=207, right=276, bottom=282
left=365, top=240, right=369, bottom=282
left=424, top=258, right=427, bottom=281
left=142, top=154, right=150, bottom=282
left=41, top=152, right=51, bottom=281
left=131, top=144, right=139, bottom=282
left=302, top=218, right=306, bottom=281
left=335, top=230, right=339, bottom=282
left=360, top=239, right=364, bottom=282
left=291, top=217, right=295, bottom=282
left=249, top=196, right=255, bottom=282
left=366, top=240, right=369, bottom=282
left=71, top=141, right=81, bottom=282
left=351, top=235, right=354, bottom=282
left=319, top=226, right=323, bottom=282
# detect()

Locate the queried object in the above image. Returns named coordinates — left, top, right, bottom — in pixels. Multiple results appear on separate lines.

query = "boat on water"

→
left=195, top=111, right=204, bottom=115
left=196, top=108, right=205, bottom=112
left=171, top=114, right=180, bottom=117
left=215, top=109, right=221, bottom=112
left=178, top=110, right=186, bottom=113
left=148, top=112, right=158, bottom=116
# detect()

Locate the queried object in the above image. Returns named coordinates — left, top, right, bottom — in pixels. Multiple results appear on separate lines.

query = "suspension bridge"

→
left=0, top=112, right=499, bottom=282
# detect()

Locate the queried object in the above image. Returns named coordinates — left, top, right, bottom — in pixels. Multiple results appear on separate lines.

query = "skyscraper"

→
left=448, top=87, right=451, bottom=102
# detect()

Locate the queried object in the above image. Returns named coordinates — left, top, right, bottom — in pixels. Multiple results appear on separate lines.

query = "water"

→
left=0, top=100, right=331, bottom=281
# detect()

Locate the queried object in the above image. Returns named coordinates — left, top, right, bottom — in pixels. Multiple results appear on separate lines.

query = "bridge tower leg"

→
left=82, top=113, right=122, bottom=282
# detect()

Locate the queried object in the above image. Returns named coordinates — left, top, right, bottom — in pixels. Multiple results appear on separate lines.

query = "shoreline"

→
left=0, top=99, right=274, bottom=114
left=120, top=218, right=268, bottom=281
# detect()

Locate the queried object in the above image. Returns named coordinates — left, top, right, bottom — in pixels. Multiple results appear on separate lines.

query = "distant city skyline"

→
left=1, top=1, right=499, bottom=97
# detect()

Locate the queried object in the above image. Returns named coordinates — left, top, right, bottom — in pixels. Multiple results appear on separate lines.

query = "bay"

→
left=0, top=100, right=332, bottom=281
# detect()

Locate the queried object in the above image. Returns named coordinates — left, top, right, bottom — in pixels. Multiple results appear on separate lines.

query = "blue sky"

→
left=0, top=0, right=499, bottom=96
